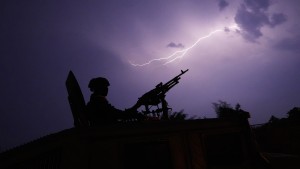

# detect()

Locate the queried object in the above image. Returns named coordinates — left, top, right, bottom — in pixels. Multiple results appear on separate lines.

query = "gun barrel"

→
left=163, top=69, right=189, bottom=90
left=181, top=69, right=189, bottom=74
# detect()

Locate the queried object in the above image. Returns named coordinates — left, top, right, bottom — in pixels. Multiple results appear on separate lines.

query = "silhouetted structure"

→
left=0, top=70, right=276, bottom=169
left=253, top=107, right=300, bottom=155
left=66, top=71, right=89, bottom=127
left=0, top=118, right=270, bottom=169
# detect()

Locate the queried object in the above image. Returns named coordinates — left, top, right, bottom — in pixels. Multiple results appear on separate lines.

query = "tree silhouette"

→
left=268, top=115, right=280, bottom=124
left=169, top=110, right=187, bottom=120
left=212, top=100, right=249, bottom=119
left=287, top=107, right=300, bottom=120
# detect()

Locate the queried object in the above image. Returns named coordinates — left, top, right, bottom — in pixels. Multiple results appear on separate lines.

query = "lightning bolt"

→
left=130, top=25, right=240, bottom=66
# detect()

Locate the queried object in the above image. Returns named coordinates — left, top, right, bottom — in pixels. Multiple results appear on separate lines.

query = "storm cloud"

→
left=269, top=13, right=288, bottom=27
left=218, top=0, right=229, bottom=11
left=167, top=42, right=185, bottom=49
left=234, top=0, right=287, bottom=42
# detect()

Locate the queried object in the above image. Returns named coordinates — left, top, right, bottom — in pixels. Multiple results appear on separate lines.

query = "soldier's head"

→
left=88, top=77, right=110, bottom=96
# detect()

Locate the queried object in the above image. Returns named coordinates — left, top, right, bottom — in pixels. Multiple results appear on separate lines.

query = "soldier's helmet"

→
left=88, top=77, right=110, bottom=92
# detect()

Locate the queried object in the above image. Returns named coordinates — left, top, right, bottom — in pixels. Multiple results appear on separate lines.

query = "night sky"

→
left=1, top=0, right=299, bottom=152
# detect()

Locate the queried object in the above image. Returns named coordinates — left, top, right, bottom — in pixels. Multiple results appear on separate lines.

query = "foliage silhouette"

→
left=212, top=100, right=249, bottom=119
left=168, top=109, right=198, bottom=120
left=287, top=107, right=300, bottom=120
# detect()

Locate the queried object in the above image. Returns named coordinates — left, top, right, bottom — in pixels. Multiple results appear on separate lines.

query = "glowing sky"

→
left=1, top=0, right=300, bottom=151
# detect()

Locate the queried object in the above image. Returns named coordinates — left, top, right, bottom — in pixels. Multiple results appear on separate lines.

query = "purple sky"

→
left=1, top=0, right=300, bottom=151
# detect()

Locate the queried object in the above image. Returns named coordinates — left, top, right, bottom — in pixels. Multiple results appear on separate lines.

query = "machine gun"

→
left=138, top=69, right=189, bottom=120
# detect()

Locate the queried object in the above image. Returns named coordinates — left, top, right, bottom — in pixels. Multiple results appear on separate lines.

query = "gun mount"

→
left=138, top=69, right=189, bottom=120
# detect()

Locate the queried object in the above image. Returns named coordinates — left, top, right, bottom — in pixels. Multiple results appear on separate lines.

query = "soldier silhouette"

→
left=86, top=77, right=142, bottom=126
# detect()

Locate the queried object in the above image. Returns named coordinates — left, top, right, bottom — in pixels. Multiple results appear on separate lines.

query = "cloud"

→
left=244, top=0, right=270, bottom=11
left=167, top=42, right=185, bottom=49
left=270, top=13, right=288, bottom=27
left=234, top=0, right=287, bottom=42
left=234, top=4, right=269, bottom=41
left=218, top=0, right=229, bottom=11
